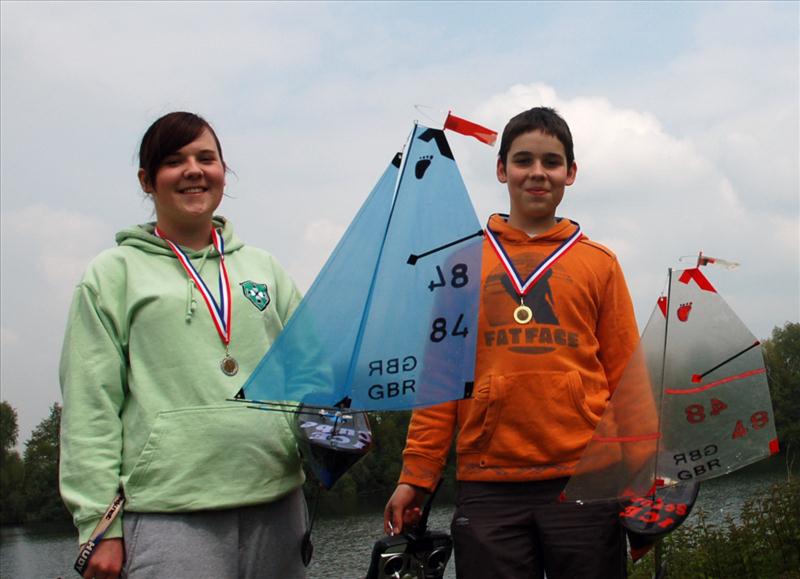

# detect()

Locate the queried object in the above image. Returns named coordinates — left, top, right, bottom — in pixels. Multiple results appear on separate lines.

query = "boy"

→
left=383, top=107, right=639, bottom=578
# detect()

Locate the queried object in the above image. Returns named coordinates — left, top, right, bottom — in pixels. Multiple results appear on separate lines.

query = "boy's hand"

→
left=384, top=483, right=428, bottom=535
left=82, top=538, right=124, bottom=579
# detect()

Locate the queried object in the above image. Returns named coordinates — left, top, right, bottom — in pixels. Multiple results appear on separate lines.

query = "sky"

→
left=1, top=1, right=798, bottom=449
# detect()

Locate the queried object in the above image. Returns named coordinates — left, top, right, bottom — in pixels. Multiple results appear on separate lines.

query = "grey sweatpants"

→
left=121, top=488, right=307, bottom=579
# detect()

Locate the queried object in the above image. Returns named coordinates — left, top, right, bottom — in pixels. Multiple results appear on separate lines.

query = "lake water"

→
left=1, top=453, right=793, bottom=579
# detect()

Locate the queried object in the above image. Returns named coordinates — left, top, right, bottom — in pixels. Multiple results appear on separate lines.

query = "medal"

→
left=156, top=227, right=237, bottom=376
left=220, top=355, right=239, bottom=376
left=513, top=300, right=534, bottom=325
left=485, top=217, right=583, bottom=325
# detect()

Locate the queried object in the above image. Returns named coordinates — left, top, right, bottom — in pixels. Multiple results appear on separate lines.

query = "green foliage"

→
left=628, top=477, right=800, bottom=579
left=1, top=400, right=19, bottom=453
left=0, top=452, right=25, bottom=524
left=763, top=322, right=800, bottom=452
left=22, top=403, right=70, bottom=523
left=0, top=401, right=26, bottom=524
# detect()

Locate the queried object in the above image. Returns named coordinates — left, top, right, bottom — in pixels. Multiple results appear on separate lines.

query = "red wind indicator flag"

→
left=443, top=112, right=497, bottom=146
left=696, top=251, right=739, bottom=270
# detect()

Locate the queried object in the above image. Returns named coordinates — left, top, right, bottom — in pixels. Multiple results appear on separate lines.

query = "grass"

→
left=628, top=477, right=799, bottom=579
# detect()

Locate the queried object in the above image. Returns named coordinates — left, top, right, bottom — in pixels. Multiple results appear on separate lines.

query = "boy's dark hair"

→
left=498, top=107, right=574, bottom=168
left=138, top=111, right=226, bottom=187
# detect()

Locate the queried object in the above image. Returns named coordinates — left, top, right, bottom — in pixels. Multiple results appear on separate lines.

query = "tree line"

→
left=1, top=402, right=68, bottom=524
left=2, top=322, right=798, bottom=526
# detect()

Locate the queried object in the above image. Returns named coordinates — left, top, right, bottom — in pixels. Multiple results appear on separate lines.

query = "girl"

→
left=60, top=112, right=307, bottom=579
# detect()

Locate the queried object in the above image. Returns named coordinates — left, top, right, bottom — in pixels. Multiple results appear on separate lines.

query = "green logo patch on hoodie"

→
left=240, top=281, right=270, bottom=311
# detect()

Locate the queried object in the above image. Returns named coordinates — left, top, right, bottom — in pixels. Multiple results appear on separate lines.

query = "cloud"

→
left=290, top=219, right=348, bottom=290
left=0, top=0, right=796, bottom=453
left=1, top=204, right=111, bottom=295
left=304, top=219, right=347, bottom=247
left=0, top=205, right=111, bottom=450
left=614, top=3, right=799, bottom=218
left=0, top=327, right=20, bottom=347
left=0, top=3, right=324, bottom=111
left=467, top=83, right=798, bottom=335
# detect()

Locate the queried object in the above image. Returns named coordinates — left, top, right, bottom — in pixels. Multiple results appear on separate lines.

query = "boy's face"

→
left=497, top=130, right=577, bottom=233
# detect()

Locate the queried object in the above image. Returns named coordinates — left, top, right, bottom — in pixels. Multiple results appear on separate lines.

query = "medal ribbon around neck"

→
left=155, top=226, right=232, bottom=346
left=485, top=218, right=583, bottom=323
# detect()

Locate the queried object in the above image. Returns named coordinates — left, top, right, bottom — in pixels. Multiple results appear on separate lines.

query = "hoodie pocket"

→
left=458, top=370, right=601, bottom=467
left=124, top=405, right=300, bottom=510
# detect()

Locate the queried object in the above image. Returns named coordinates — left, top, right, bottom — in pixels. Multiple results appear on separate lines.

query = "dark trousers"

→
left=451, top=479, right=627, bottom=579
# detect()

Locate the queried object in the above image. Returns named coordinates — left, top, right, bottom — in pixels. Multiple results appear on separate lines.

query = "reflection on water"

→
left=307, top=505, right=456, bottom=579
left=0, top=521, right=75, bottom=578
left=0, top=508, right=455, bottom=579
left=1, top=454, right=793, bottom=579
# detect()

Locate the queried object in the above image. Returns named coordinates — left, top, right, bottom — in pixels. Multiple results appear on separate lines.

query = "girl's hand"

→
left=82, top=538, right=124, bottom=579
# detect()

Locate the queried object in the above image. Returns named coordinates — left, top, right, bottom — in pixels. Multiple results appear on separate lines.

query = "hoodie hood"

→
left=115, top=216, right=244, bottom=257
left=115, top=216, right=245, bottom=322
left=486, top=213, right=581, bottom=244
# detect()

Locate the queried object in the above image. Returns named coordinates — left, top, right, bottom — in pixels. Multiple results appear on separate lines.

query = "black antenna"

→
left=407, top=230, right=484, bottom=264
left=412, top=479, right=444, bottom=537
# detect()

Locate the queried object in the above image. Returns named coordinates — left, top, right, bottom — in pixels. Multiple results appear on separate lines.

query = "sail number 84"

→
left=429, top=264, right=470, bottom=342
left=430, top=314, right=468, bottom=343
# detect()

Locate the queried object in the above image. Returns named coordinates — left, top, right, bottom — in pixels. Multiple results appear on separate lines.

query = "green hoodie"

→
left=59, top=217, right=305, bottom=544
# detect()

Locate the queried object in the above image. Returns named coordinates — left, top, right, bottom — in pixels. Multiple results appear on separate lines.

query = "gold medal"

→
left=513, top=304, right=533, bottom=324
left=513, top=299, right=533, bottom=325
left=221, top=355, right=239, bottom=376
left=486, top=218, right=584, bottom=328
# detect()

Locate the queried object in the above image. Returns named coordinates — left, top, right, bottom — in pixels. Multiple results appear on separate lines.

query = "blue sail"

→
left=240, top=124, right=483, bottom=411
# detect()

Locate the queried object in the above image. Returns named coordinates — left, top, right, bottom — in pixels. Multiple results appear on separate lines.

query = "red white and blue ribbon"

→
left=155, top=227, right=232, bottom=346
left=485, top=217, right=583, bottom=297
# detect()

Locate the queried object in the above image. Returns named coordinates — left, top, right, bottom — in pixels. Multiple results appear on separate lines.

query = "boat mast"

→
left=339, top=125, right=417, bottom=408
left=654, top=267, right=673, bottom=491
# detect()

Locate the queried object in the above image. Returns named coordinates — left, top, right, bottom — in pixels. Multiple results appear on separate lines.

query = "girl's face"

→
left=139, top=128, right=226, bottom=232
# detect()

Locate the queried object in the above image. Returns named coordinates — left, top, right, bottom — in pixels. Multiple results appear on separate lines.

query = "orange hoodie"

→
left=399, top=215, right=639, bottom=491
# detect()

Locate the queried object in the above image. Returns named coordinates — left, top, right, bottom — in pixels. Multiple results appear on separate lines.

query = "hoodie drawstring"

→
left=185, top=245, right=213, bottom=322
